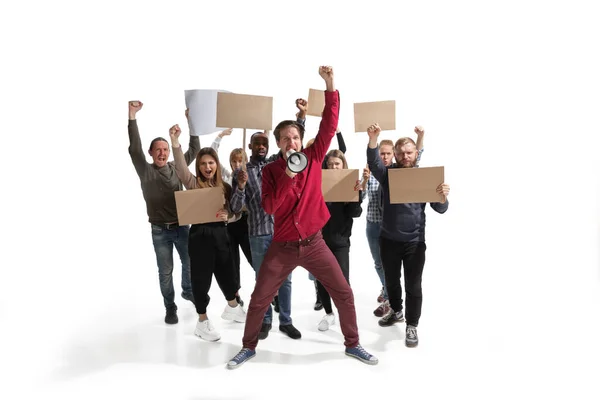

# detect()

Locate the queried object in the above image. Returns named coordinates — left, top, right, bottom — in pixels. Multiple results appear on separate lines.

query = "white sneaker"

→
left=194, top=319, right=221, bottom=341
left=318, top=313, right=336, bottom=331
left=221, top=303, right=246, bottom=323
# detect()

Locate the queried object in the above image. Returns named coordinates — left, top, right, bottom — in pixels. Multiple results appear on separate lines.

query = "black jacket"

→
left=322, top=192, right=363, bottom=248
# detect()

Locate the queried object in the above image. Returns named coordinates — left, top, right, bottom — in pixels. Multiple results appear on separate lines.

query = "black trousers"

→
left=227, top=212, right=253, bottom=291
left=379, top=237, right=426, bottom=327
left=316, top=244, right=350, bottom=315
left=188, top=222, right=238, bottom=315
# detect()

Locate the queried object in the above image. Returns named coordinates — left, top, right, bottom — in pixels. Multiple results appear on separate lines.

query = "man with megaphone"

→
left=227, top=66, right=378, bottom=369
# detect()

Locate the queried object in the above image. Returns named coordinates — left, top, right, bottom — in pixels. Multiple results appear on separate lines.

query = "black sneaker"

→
left=236, top=295, right=244, bottom=308
left=258, top=323, right=271, bottom=340
left=165, top=308, right=178, bottom=324
left=405, top=325, right=419, bottom=347
left=314, top=299, right=323, bottom=311
left=378, top=309, right=404, bottom=327
left=279, top=324, right=302, bottom=339
left=313, top=281, right=323, bottom=311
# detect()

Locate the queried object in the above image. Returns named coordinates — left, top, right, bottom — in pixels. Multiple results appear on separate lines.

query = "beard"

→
left=399, top=159, right=416, bottom=168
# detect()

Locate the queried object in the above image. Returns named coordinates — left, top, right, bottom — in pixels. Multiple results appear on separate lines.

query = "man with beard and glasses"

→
left=366, top=123, right=449, bottom=348
left=229, top=101, right=308, bottom=341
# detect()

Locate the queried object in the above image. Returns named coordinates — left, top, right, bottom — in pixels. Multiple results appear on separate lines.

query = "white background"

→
left=1, top=0, right=599, bottom=399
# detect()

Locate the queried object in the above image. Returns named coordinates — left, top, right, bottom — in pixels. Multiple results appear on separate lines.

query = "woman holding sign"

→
left=169, top=124, right=246, bottom=342
left=314, top=150, right=368, bottom=331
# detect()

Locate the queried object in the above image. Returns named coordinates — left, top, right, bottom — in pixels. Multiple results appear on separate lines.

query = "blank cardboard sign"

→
left=216, top=92, right=273, bottom=130
left=174, top=187, right=225, bottom=225
left=388, top=166, right=445, bottom=204
left=354, top=100, right=396, bottom=132
left=322, top=169, right=360, bottom=202
left=307, top=88, right=325, bottom=117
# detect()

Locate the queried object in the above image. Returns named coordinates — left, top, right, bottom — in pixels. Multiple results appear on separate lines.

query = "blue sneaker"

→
left=227, top=348, right=256, bottom=370
left=345, top=345, right=378, bottom=365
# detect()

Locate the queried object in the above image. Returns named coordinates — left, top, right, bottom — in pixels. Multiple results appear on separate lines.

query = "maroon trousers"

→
left=242, top=230, right=359, bottom=350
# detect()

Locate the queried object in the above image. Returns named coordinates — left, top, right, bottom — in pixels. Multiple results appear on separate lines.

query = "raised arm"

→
left=305, top=66, right=338, bottom=163
left=296, top=98, right=307, bottom=127
left=169, top=124, right=197, bottom=189
left=366, top=123, right=387, bottom=185
left=127, top=101, right=150, bottom=178
left=210, top=128, right=234, bottom=181
left=182, top=108, right=201, bottom=166
left=415, top=125, right=425, bottom=151
left=336, top=127, right=346, bottom=153
left=414, top=125, right=425, bottom=166
left=261, top=165, right=294, bottom=215
left=230, top=169, right=248, bottom=214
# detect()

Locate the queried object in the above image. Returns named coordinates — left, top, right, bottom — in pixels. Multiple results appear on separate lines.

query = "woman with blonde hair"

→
left=224, top=148, right=253, bottom=306
left=168, top=124, right=246, bottom=342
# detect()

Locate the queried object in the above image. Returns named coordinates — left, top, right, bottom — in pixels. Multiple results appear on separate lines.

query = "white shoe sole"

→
left=345, top=352, right=378, bottom=365
left=226, top=353, right=256, bottom=370
left=194, top=330, right=221, bottom=342
left=221, top=311, right=246, bottom=323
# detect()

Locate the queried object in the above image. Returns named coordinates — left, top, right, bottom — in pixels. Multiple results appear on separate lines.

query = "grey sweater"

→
left=128, top=119, right=200, bottom=225
left=366, top=146, right=448, bottom=242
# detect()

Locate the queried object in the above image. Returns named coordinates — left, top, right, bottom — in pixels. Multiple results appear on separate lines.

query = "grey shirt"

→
left=128, top=119, right=200, bottom=225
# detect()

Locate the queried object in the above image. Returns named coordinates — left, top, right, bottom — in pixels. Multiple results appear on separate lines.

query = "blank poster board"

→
left=307, top=88, right=325, bottom=117
left=216, top=92, right=273, bottom=130
left=184, top=89, right=231, bottom=136
left=322, top=169, right=360, bottom=202
left=354, top=100, right=396, bottom=132
left=388, top=166, right=445, bottom=204
left=174, top=187, right=225, bottom=225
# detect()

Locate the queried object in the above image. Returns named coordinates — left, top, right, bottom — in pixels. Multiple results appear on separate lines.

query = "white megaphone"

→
left=286, top=149, right=308, bottom=173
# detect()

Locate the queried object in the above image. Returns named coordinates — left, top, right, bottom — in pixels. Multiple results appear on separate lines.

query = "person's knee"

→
left=406, top=282, right=423, bottom=297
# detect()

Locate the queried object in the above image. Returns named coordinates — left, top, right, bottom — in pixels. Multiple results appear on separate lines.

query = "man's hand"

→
left=367, top=123, right=381, bottom=139
left=361, top=166, right=370, bottom=188
left=354, top=166, right=370, bottom=191
left=437, top=183, right=450, bottom=203
left=296, top=98, right=308, bottom=119
left=414, top=126, right=425, bottom=136
left=129, top=100, right=143, bottom=119
left=236, top=170, right=248, bottom=190
left=216, top=208, right=229, bottom=222
left=367, top=123, right=381, bottom=149
left=169, top=124, right=182, bottom=147
left=319, top=66, right=335, bottom=92
left=185, top=108, right=190, bottom=120
left=319, top=66, right=333, bottom=81
left=285, top=167, right=297, bottom=179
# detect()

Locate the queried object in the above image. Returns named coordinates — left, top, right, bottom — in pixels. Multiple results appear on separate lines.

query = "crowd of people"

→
left=127, top=66, right=450, bottom=369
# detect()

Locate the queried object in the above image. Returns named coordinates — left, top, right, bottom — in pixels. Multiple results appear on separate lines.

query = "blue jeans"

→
left=151, top=224, right=193, bottom=310
left=248, top=234, right=292, bottom=325
left=366, top=220, right=388, bottom=300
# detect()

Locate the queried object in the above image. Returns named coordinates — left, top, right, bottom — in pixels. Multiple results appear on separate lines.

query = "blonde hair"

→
left=325, top=149, right=348, bottom=169
left=229, top=148, right=248, bottom=169
left=394, top=137, right=416, bottom=149
left=380, top=139, right=394, bottom=148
